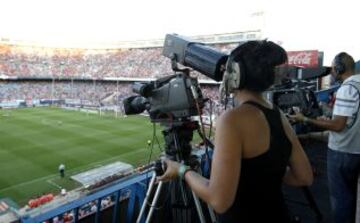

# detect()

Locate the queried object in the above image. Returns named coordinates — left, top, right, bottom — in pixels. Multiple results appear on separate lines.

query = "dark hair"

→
left=336, top=52, right=355, bottom=73
left=233, top=40, right=287, bottom=92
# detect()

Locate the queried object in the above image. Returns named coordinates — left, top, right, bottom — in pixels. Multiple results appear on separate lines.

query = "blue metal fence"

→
left=21, top=171, right=153, bottom=223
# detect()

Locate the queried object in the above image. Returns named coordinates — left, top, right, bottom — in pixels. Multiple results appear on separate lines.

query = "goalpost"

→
left=98, top=105, right=125, bottom=118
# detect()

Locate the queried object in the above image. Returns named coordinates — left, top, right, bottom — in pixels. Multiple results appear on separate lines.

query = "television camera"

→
left=123, top=34, right=227, bottom=123
left=268, top=65, right=332, bottom=133
left=123, top=34, right=229, bottom=223
left=123, top=34, right=228, bottom=163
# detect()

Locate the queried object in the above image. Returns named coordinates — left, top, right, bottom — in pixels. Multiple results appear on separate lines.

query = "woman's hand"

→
left=157, top=159, right=181, bottom=182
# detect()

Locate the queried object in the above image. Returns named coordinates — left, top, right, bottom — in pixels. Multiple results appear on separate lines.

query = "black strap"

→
left=243, top=101, right=276, bottom=112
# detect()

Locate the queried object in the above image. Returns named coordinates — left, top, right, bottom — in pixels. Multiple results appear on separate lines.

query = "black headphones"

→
left=224, top=46, right=247, bottom=91
left=220, top=47, right=246, bottom=97
left=334, top=52, right=347, bottom=75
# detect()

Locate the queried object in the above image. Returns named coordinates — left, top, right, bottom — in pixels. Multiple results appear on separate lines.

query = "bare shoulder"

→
left=217, top=104, right=264, bottom=128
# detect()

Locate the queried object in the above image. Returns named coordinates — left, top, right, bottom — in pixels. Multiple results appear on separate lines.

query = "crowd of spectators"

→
left=0, top=43, right=237, bottom=79
left=0, top=81, right=131, bottom=104
left=0, top=42, right=233, bottom=114
left=0, top=81, right=223, bottom=114
left=200, top=85, right=221, bottom=116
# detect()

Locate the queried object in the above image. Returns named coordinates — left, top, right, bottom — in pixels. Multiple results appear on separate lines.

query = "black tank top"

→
left=218, top=101, right=292, bottom=223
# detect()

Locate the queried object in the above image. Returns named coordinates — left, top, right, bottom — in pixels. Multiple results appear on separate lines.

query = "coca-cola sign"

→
left=287, top=50, right=319, bottom=68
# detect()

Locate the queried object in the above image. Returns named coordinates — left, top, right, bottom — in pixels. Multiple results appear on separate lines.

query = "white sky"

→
left=0, top=0, right=359, bottom=65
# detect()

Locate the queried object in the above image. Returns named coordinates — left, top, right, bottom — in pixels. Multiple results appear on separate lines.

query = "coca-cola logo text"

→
left=287, top=50, right=318, bottom=68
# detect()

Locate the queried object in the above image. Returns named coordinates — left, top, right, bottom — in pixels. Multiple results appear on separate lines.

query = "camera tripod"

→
left=136, top=121, right=217, bottom=223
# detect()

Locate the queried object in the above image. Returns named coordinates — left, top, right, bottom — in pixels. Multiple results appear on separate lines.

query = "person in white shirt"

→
left=59, top=164, right=65, bottom=178
left=292, top=52, right=360, bottom=223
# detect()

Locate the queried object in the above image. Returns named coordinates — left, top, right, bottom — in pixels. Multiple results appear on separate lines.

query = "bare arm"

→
left=281, top=113, right=314, bottom=186
left=306, top=115, right=347, bottom=132
left=290, top=112, right=348, bottom=132
left=185, top=111, right=242, bottom=213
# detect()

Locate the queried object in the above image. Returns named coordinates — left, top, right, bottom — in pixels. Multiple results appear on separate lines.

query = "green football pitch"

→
left=0, top=107, right=167, bottom=206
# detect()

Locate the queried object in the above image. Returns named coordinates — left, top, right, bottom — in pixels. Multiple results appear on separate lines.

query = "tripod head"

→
left=162, top=120, right=201, bottom=166
left=151, top=120, right=201, bottom=176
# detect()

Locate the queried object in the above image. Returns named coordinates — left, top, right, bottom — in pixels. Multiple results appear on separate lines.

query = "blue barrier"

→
left=19, top=149, right=212, bottom=223
left=20, top=171, right=152, bottom=223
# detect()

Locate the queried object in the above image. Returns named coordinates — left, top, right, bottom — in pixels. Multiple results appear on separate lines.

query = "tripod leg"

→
left=145, top=181, right=164, bottom=223
left=137, top=172, right=157, bottom=223
left=206, top=204, right=217, bottom=223
left=191, top=190, right=206, bottom=223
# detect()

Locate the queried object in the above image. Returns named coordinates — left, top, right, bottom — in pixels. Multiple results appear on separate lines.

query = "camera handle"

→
left=169, top=53, right=191, bottom=75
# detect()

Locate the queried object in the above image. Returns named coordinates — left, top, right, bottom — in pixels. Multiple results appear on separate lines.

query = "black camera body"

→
left=266, top=77, right=327, bottom=134
left=123, top=73, right=205, bottom=122
left=268, top=88, right=322, bottom=118
left=123, top=34, right=228, bottom=122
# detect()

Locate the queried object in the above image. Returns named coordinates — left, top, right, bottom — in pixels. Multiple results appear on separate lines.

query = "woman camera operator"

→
left=158, top=40, right=313, bottom=223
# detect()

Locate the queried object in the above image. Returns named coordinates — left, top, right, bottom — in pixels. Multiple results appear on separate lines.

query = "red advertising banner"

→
left=287, top=50, right=319, bottom=68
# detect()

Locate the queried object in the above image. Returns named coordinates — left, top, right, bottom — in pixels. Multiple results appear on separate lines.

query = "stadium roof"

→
left=0, top=31, right=261, bottom=49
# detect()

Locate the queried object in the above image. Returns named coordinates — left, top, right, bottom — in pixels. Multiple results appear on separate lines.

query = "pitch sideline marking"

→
left=0, top=147, right=151, bottom=193
left=46, top=179, right=62, bottom=189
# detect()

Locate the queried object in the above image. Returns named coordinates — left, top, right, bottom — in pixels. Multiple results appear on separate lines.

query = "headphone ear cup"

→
left=219, top=45, right=246, bottom=101
left=335, top=63, right=345, bottom=75
left=219, top=59, right=241, bottom=99
left=226, top=61, right=241, bottom=93
left=334, top=53, right=346, bottom=75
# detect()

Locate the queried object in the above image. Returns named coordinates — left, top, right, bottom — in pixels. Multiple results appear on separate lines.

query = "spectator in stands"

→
left=59, top=163, right=65, bottom=178
left=158, top=40, right=313, bottom=222
left=291, top=52, right=360, bottom=223
left=63, top=211, right=73, bottom=223
left=90, top=201, right=97, bottom=213
left=101, top=197, right=111, bottom=209
left=78, top=209, right=85, bottom=218
left=52, top=216, right=59, bottom=223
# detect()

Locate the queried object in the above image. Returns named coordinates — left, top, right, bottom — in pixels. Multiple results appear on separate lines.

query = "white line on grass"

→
left=46, top=179, right=62, bottom=189
left=0, top=147, right=150, bottom=193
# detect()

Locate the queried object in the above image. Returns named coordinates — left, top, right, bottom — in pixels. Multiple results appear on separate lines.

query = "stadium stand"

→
left=0, top=34, right=236, bottom=115
left=0, top=80, right=131, bottom=103
left=3, top=32, right=308, bottom=223
left=0, top=43, right=238, bottom=80
left=0, top=80, right=222, bottom=115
